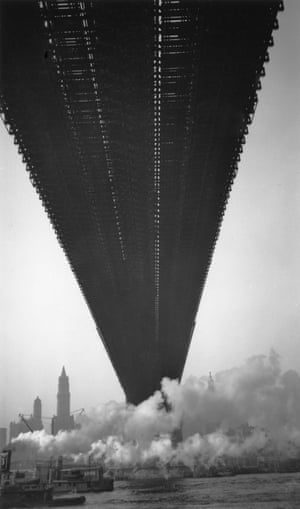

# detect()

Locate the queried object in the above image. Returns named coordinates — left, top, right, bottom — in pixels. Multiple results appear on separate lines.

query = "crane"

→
left=18, top=414, right=33, bottom=432
left=70, top=408, right=85, bottom=416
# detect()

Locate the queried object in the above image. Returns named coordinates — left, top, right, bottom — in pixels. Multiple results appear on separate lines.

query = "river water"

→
left=39, top=472, right=300, bottom=508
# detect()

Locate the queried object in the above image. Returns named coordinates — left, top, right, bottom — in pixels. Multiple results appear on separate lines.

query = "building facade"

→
left=0, top=427, right=7, bottom=451
left=9, top=397, right=43, bottom=441
left=51, top=367, right=75, bottom=434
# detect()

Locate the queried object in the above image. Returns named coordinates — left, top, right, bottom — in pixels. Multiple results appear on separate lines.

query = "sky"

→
left=1, top=1, right=300, bottom=431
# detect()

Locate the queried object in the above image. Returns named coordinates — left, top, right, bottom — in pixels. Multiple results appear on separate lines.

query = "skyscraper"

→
left=52, top=367, right=75, bottom=434
left=33, top=396, right=42, bottom=422
left=9, top=397, right=43, bottom=441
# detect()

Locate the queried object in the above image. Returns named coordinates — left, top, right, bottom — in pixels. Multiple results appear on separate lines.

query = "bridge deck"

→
left=0, top=0, right=282, bottom=403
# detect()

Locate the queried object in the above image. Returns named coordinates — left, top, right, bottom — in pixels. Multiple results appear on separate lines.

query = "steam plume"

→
left=12, top=350, right=300, bottom=469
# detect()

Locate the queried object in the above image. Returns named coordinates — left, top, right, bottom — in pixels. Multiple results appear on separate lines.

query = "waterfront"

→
left=7, top=472, right=298, bottom=509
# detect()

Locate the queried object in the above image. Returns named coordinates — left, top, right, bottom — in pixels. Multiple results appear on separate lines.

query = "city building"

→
left=51, top=367, right=75, bottom=434
left=9, top=397, right=44, bottom=441
left=0, top=427, right=7, bottom=451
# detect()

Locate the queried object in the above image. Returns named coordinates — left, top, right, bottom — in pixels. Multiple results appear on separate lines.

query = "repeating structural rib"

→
left=0, top=0, right=283, bottom=403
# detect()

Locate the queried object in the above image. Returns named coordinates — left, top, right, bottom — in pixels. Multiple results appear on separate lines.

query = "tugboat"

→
left=50, top=456, right=114, bottom=494
left=0, top=450, right=86, bottom=507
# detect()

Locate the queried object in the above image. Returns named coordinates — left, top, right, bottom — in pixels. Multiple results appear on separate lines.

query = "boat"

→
left=0, top=484, right=85, bottom=507
left=0, top=482, right=86, bottom=507
left=0, top=450, right=86, bottom=507
left=53, top=464, right=114, bottom=493
left=36, top=456, right=114, bottom=494
left=0, top=483, right=53, bottom=507
left=48, top=495, right=86, bottom=506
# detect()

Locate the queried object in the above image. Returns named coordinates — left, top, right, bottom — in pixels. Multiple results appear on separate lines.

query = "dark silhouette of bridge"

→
left=0, top=1, right=282, bottom=404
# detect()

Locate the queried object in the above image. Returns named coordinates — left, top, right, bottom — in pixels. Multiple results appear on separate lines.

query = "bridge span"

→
left=0, top=0, right=282, bottom=404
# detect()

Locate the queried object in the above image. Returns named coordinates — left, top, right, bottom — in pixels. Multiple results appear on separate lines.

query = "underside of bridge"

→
left=0, top=0, right=282, bottom=404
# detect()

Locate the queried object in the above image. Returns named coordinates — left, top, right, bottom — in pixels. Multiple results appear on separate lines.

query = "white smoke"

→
left=11, top=350, right=300, bottom=469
